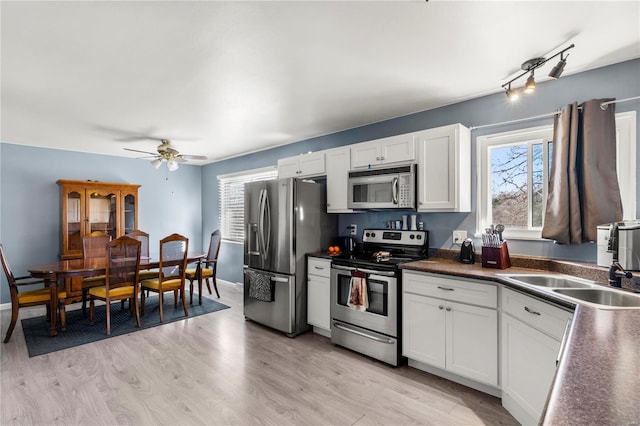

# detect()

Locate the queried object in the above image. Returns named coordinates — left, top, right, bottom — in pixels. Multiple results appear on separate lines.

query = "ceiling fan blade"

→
left=124, top=147, right=158, bottom=156
left=179, top=154, right=208, bottom=160
left=174, top=157, right=188, bottom=163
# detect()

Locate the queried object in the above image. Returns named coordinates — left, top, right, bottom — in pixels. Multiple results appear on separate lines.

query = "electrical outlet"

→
left=453, top=230, right=467, bottom=245
left=350, top=224, right=357, bottom=236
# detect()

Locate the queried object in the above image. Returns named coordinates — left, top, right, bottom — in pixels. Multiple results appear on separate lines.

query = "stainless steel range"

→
left=330, top=229, right=428, bottom=366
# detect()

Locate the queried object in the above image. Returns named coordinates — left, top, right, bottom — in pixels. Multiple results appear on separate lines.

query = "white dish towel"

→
left=347, top=275, right=369, bottom=311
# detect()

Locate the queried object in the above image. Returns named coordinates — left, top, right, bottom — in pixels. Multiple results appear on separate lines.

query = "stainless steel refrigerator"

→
left=243, top=178, right=336, bottom=336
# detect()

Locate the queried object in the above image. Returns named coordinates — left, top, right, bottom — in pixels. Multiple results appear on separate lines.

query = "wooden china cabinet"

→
left=57, top=179, right=141, bottom=303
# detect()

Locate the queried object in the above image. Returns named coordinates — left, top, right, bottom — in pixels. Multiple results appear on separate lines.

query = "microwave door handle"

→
left=392, top=176, right=399, bottom=205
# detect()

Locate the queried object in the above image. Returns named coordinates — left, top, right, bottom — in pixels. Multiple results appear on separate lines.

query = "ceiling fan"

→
left=124, top=139, right=207, bottom=171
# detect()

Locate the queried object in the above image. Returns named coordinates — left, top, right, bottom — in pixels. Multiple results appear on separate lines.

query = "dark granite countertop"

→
left=399, top=255, right=640, bottom=425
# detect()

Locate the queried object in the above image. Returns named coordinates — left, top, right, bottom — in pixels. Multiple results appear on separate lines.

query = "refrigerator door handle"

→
left=264, top=189, right=271, bottom=261
left=258, top=189, right=266, bottom=261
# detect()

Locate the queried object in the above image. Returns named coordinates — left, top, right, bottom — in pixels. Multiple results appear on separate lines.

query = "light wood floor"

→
left=1, top=282, right=517, bottom=425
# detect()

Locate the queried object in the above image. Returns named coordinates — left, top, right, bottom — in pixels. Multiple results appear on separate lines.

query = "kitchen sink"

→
left=501, top=274, right=597, bottom=289
left=552, top=288, right=640, bottom=308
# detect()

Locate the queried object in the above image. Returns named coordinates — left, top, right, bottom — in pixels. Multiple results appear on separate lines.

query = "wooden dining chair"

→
left=186, top=230, right=221, bottom=302
left=88, top=236, right=141, bottom=335
left=1, top=243, right=67, bottom=343
left=81, top=231, right=111, bottom=316
left=140, top=233, right=189, bottom=322
left=126, top=229, right=159, bottom=282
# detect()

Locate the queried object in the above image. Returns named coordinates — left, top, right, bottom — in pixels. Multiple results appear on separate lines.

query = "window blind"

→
left=218, top=167, right=277, bottom=241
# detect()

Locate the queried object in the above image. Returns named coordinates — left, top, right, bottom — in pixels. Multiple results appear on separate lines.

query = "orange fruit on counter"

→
left=328, top=246, right=336, bottom=253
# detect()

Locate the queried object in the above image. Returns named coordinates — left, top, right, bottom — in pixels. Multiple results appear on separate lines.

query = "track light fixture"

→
left=501, top=44, right=575, bottom=99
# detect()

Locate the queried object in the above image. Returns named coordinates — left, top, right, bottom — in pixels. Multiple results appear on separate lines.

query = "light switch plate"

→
left=350, top=224, right=357, bottom=236
left=453, top=230, right=467, bottom=245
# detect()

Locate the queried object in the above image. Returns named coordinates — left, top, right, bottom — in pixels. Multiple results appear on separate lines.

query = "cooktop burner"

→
left=331, top=229, right=428, bottom=271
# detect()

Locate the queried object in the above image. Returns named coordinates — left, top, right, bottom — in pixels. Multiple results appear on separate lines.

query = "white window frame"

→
left=477, top=111, right=636, bottom=240
left=218, top=166, right=277, bottom=243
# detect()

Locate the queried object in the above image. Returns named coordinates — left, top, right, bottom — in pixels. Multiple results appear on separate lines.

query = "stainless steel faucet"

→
left=607, top=222, right=633, bottom=288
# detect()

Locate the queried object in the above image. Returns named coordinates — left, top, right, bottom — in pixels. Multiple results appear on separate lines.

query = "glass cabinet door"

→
left=65, top=190, right=83, bottom=254
left=123, top=193, right=137, bottom=234
left=88, top=190, right=118, bottom=240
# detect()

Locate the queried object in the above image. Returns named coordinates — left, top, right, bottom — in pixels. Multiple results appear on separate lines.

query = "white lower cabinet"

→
left=307, top=257, right=331, bottom=335
left=501, top=288, right=573, bottom=426
left=402, top=271, right=498, bottom=387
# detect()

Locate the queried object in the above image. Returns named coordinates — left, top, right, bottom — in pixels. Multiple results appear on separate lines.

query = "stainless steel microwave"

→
left=347, top=164, right=415, bottom=209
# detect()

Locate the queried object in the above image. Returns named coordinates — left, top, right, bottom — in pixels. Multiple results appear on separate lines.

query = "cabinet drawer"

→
left=307, top=257, right=331, bottom=278
left=502, top=288, right=573, bottom=340
left=403, top=271, right=497, bottom=308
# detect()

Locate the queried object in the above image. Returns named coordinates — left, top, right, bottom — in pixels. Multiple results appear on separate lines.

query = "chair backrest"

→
left=158, top=233, right=189, bottom=282
left=106, top=236, right=141, bottom=290
left=206, top=230, right=222, bottom=262
left=83, top=231, right=111, bottom=259
left=0, top=243, right=17, bottom=288
left=126, top=230, right=150, bottom=258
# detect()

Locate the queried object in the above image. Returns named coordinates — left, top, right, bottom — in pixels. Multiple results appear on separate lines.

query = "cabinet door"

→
left=61, top=185, right=87, bottom=259
left=299, top=152, right=325, bottom=177
left=326, top=147, right=353, bottom=213
left=351, top=141, right=381, bottom=169
left=446, top=301, right=498, bottom=386
left=402, top=292, right=446, bottom=369
left=86, top=187, right=119, bottom=240
left=417, top=124, right=470, bottom=212
left=307, top=274, right=330, bottom=330
left=121, top=190, right=138, bottom=236
left=380, top=134, right=416, bottom=165
left=502, top=313, right=562, bottom=424
left=277, top=157, right=301, bottom=178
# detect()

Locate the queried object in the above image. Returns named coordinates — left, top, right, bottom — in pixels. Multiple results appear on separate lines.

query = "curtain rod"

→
left=470, top=96, right=640, bottom=131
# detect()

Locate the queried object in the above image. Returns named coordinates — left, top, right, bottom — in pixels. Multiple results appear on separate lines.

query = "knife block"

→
left=482, top=242, right=511, bottom=269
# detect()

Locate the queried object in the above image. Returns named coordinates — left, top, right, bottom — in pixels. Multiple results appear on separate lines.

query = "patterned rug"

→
left=21, top=295, right=230, bottom=357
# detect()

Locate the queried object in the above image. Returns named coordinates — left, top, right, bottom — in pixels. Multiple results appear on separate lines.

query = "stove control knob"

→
left=410, top=234, right=415, bottom=239
left=365, top=232, right=370, bottom=237
left=417, top=235, right=422, bottom=240
left=371, top=232, right=376, bottom=238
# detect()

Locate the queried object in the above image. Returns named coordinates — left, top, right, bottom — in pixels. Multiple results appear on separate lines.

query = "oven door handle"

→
left=333, top=322, right=394, bottom=344
left=331, top=264, right=396, bottom=277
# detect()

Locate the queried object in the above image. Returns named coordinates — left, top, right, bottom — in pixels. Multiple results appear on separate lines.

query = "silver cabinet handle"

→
left=437, top=286, right=455, bottom=291
left=524, top=306, right=541, bottom=316
left=438, top=305, right=444, bottom=310
left=314, top=266, right=324, bottom=270
left=446, top=307, right=452, bottom=311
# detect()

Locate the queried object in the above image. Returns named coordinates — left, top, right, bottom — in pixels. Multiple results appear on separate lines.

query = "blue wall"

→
left=0, top=145, right=203, bottom=304
left=1, top=60, right=639, bottom=300
left=203, top=59, right=640, bottom=284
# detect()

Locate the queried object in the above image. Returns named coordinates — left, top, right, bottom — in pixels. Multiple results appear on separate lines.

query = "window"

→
left=477, top=111, right=636, bottom=240
left=218, top=167, right=277, bottom=242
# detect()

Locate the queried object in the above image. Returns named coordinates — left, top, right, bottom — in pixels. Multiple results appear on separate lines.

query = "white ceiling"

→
left=2, top=1, right=639, bottom=166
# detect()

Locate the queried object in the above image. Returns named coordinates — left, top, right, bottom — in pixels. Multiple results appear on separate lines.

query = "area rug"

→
left=21, top=296, right=230, bottom=357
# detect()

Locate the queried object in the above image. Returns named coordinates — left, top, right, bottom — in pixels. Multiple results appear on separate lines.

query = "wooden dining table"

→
left=28, top=253, right=206, bottom=336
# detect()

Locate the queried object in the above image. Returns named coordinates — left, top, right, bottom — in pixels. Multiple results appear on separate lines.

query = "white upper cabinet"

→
left=325, top=147, right=354, bottom=213
left=351, top=133, right=416, bottom=169
left=278, top=151, right=326, bottom=178
left=416, top=123, right=471, bottom=212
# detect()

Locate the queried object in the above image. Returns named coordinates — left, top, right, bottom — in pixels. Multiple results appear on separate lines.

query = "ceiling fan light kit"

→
left=502, top=43, right=575, bottom=101
left=124, top=139, right=207, bottom=172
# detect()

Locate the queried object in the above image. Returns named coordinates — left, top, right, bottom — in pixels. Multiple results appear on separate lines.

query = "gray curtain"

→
left=541, top=98, right=623, bottom=244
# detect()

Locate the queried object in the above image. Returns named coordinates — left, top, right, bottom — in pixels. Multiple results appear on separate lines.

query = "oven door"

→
left=330, top=264, right=397, bottom=337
